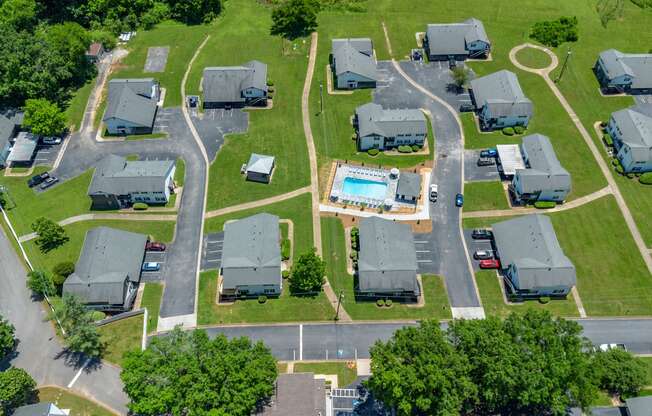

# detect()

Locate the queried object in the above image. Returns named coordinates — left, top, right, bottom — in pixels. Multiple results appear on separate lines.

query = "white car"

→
left=599, top=343, right=627, bottom=352
left=41, top=136, right=62, bottom=145
left=429, top=184, right=438, bottom=202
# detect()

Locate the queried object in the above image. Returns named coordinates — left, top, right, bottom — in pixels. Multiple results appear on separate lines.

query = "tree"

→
left=0, top=315, right=16, bottom=361
left=451, top=66, right=471, bottom=89
left=167, top=0, right=221, bottom=24
left=270, top=0, right=319, bottom=39
left=53, top=295, right=103, bottom=357
left=121, top=327, right=277, bottom=415
left=26, top=269, right=55, bottom=297
left=593, top=348, right=647, bottom=397
left=0, top=0, right=37, bottom=31
left=367, top=320, right=476, bottom=415
left=289, top=250, right=325, bottom=294
left=0, top=367, right=36, bottom=415
left=23, top=98, right=67, bottom=137
left=31, top=217, right=69, bottom=252
left=52, top=261, right=75, bottom=286
left=529, top=16, right=579, bottom=47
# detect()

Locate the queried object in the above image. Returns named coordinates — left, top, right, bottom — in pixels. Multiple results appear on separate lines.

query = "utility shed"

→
left=492, top=215, right=576, bottom=299
left=220, top=213, right=282, bottom=298
left=256, top=373, right=326, bottom=416
left=63, top=227, right=147, bottom=311
left=245, top=153, right=275, bottom=183
left=357, top=216, right=419, bottom=300
left=396, top=172, right=422, bottom=203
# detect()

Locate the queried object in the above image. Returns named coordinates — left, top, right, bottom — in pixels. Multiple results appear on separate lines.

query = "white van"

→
left=429, top=184, right=438, bottom=202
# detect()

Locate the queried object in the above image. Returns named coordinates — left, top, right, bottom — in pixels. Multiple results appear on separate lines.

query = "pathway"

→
left=462, top=186, right=612, bottom=219
left=205, top=186, right=311, bottom=218
left=509, top=43, right=652, bottom=274
left=301, top=32, right=351, bottom=321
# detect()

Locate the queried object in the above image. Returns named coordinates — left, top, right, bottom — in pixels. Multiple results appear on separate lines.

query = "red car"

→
left=479, top=259, right=500, bottom=269
left=146, top=241, right=166, bottom=252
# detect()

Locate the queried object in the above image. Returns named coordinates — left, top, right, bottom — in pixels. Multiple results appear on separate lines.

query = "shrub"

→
left=615, top=164, right=624, bottom=175
left=89, top=311, right=106, bottom=321
left=268, top=86, right=275, bottom=93
left=600, top=121, right=607, bottom=128
left=639, top=172, right=652, bottom=185
left=514, top=126, right=525, bottom=134
left=267, top=93, right=274, bottom=100
left=133, top=203, right=149, bottom=210
left=281, top=239, right=291, bottom=261
left=258, top=295, right=267, bottom=304
left=0, top=315, right=15, bottom=361
left=267, top=80, right=274, bottom=87
left=376, top=299, right=385, bottom=307
left=282, top=270, right=290, bottom=279
left=53, top=261, right=75, bottom=279
left=397, top=145, right=413, bottom=153
left=603, top=133, right=613, bottom=147
left=385, top=299, right=393, bottom=307
left=539, top=296, right=551, bottom=304
left=502, top=127, right=515, bottom=136
left=367, top=148, right=379, bottom=156
left=530, top=16, right=579, bottom=47
left=349, top=251, right=358, bottom=261
left=411, top=144, right=420, bottom=152
left=26, top=270, right=55, bottom=297
left=534, top=201, right=556, bottom=209
left=352, top=133, right=358, bottom=141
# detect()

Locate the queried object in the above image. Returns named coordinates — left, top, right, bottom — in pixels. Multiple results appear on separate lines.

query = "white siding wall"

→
left=336, top=71, right=375, bottom=89
left=129, top=166, right=175, bottom=204
left=105, top=118, right=144, bottom=135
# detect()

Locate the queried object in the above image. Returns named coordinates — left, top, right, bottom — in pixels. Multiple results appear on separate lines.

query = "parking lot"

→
left=634, top=94, right=652, bottom=105
left=140, top=250, right=167, bottom=282
left=462, top=229, right=497, bottom=272
left=412, top=233, right=438, bottom=274
left=464, top=150, right=501, bottom=182
left=191, top=109, right=249, bottom=161
left=201, top=232, right=223, bottom=271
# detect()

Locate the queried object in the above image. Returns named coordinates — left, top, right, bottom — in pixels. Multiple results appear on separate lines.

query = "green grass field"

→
left=98, top=315, right=144, bottom=366
left=321, top=217, right=451, bottom=320
left=463, top=181, right=510, bottom=211
left=23, top=220, right=176, bottom=273
left=612, top=173, right=652, bottom=247
left=38, top=387, right=117, bottom=416
left=186, top=0, right=311, bottom=211
left=293, top=362, right=358, bottom=387
left=65, top=77, right=95, bottom=131
left=642, top=357, right=652, bottom=387
left=475, top=271, right=579, bottom=318
left=141, top=283, right=164, bottom=333
left=174, top=158, right=186, bottom=186
left=514, top=47, right=552, bottom=69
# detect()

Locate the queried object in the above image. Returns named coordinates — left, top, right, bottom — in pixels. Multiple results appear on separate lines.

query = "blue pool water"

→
left=342, top=177, right=388, bottom=200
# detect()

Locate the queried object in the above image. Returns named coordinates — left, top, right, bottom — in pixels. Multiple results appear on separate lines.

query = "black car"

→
left=187, top=95, right=199, bottom=108
left=477, top=157, right=496, bottom=167
left=28, top=172, right=50, bottom=188
left=459, top=104, right=474, bottom=112
left=471, top=229, right=493, bottom=240
left=39, top=176, right=59, bottom=190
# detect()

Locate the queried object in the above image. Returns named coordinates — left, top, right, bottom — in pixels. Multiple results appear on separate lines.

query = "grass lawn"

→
left=65, top=77, right=95, bottom=131
left=277, top=362, right=288, bottom=373
left=23, top=220, right=176, bottom=272
left=642, top=357, right=652, bottom=386
left=38, top=387, right=117, bottom=416
left=475, top=271, right=579, bottom=318
left=612, top=173, right=652, bottom=247
left=124, top=132, right=168, bottom=141
left=141, top=282, right=163, bottom=333
left=463, top=181, right=510, bottom=211
left=321, top=217, right=451, bottom=320
left=98, top=315, right=144, bottom=366
left=293, top=362, right=358, bottom=387
left=175, top=158, right=186, bottom=186
left=514, top=47, right=552, bottom=69
left=591, top=391, right=614, bottom=407
left=0, top=168, right=94, bottom=236
left=188, top=0, right=311, bottom=211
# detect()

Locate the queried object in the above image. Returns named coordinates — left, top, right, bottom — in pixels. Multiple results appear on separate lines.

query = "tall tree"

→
left=121, top=328, right=277, bottom=415
left=23, top=98, right=67, bottom=137
left=0, top=315, right=16, bottom=361
left=0, top=0, right=37, bottom=31
left=26, top=269, right=55, bottom=297
left=167, top=0, right=221, bottom=24
left=31, top=217, right=69, bottom=252
left=270, top=0, right=319, bottom=39
left=0, top=367, right=37, bottom=415
left=289, top=250, right=325, bottom=294
left=451, top=66, right=471, bottom=89
left=593, top=348, right=647, bottom=397
left=53, top=295, right=103, bottom=357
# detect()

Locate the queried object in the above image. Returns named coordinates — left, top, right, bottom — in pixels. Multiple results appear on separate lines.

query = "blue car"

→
left=142, top=262, right=161, bottom=272
left=480, top=148, right=498, bottom=158
left=455, top=193, right=464, bottom=207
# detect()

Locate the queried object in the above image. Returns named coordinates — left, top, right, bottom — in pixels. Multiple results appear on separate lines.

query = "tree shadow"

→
left=54, top=349, right=102, bottom=372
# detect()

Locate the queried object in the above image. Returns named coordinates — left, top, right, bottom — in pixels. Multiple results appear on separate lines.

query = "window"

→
left=552, top=289, right=565, bottom=294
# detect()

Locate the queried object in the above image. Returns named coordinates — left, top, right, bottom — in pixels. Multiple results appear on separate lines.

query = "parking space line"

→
left=205, top=259, right=220, bottom=263
left=417, top=259, right=432, bottom=263
left=416, top=250, right=430, bottom=253
left=207, top=250, right=221, bottom=254
left=414, top=240, right=429, bottom=243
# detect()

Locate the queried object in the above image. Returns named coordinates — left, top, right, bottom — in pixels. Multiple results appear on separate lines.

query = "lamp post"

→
left=319, top=82, right=324, bottom=114
left=555, top=48, right=572, bottom=83
left=334, top=290, right=344, bottom=321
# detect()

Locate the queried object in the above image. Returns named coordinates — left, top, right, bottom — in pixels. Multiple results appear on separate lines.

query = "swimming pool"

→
left=341, top=177, right=388, bottom=200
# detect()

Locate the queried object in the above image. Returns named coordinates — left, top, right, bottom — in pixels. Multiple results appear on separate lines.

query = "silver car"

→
left=473, top=250, right=493, bottom=260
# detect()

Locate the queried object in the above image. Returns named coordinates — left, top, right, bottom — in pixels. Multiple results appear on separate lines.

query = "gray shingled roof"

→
left=7, top=132, right=37, bottom=162
left=332, top=38, right=377, bottom=81
left=358, top=216, right=419, bottom=294
left=221, top=213, right=281, bottom=289
left=0, top=110, right=21, bottom=143
left=625, top=396, right=652, bottom=416
left=492, top=215, right=576, bottom=290
left=257, top=373, right=326, bottom=416
left=611, top=104, right=652, bottom=149
left=104, top=79, right=158, bottom=127
left=598, top=49, right=652, bottom=89
left=425, top=17, right=489, bottom=56
left=63, top=227, right=147, bottom=305
left=516, top=134, right=571, bottom=194
left=12, top=403, right=65, bottom=416
left=396, top=172, right=422, bottom=199
left=88, top=154, right=174, bottom=196
left=470, top=70, right=533, bottom=118
left=356, top=103, right=427, bottom=138
left=246, top=153, right=275, bottom=175
left=203, top=60, right=268, bottom=103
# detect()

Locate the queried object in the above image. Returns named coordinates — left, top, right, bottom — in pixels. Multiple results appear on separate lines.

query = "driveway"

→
left=141, top=251, right=167, bottom=282
left=201, top=232, right=223, bottom=271
left=191, top=109, right=248, bottom=161
left=464, top=150, right=501, bottom=182
left=462, top=229, right=496, bottom=272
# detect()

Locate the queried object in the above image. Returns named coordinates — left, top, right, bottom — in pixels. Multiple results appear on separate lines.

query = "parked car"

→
left=479, top=259, right=500, bottom=269
left=455, top=193, right=464, bottom=207
left=480, top=148, right=498, bottom=158
left=146, top=241, right=166, bottom=252
left=599, top=343, right=627, bottom=352
left=474, top=250, right=493, bottom=260
left=39, top=176, right=59, bottom=190
left=459, top=104, right=475, bottom=112
left=472, top=229, right=493, bottom=239
left=477, top=157, right=496, bottom=167
left=41, top=136, right=62, bottom=145
left=142, top=262, right=161, bottom=272
left=429, top=184, right=438, bottom=202
left=187, top=95, right=199, bottom=108
left=27, top=172, right=50, bottom=188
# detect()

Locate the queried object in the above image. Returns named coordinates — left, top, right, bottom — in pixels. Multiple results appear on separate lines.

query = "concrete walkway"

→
left=205, top=186, right=311, bottom=218
left=462, top=186, right=612, bottom=219
left=509, top=43, right=652, bottom=274
left=301, top=32, right=351, bottom=321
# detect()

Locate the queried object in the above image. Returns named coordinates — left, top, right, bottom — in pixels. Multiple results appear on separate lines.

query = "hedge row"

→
left=640, top=172, right=652, bottom=185
left=534, top=201, right=556, bottom=209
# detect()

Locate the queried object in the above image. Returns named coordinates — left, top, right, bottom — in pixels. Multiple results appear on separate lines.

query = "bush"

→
left=603, top=133, right=613, bottom=147
left=268, top=86, right=275, bottom=93
left=385, top=299, right=393, bottom=307
left=133, top=202, right=149, bottom=210
left=258, top=295, right=267, bottom=304
left=397, top=145, right=413, bottom=153
left=282, top=270, right=290, bottom=279
left=26, top=270, right=55, bottom=297
left=89, top=311, right=106, bottom=321
left=349, top=251, right=358, bottom=261
left=615, top=164, right=624, bottom=175
left=376, top=299, right=385, bottom=307
left=539, top=296, right=551, bottom=304
left=267, top=80, right=274, bottom=87
left=514, top=126, right=525, bottom=134
left=638, top=172, right=652, bottom=185
left=502, top=127, right=515, bottom=136
left=281, top=239, right=291, bottom=261
left=0, top=315, right=15, bottom=361
left=530, top=16, right=579, bottom=47
left=267, top=93, right=274, bottom=100
left=534, top=201, right=556, bottom=209
left=367, top=148, right=379, bottom=156
left=53, top=261, right=75, bottom=278
left=411, top=144, right=421, bottom=152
